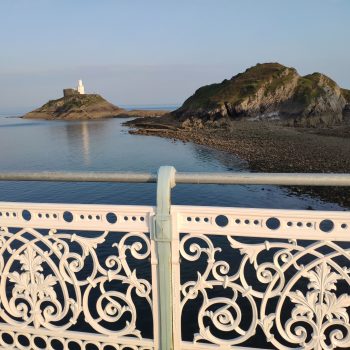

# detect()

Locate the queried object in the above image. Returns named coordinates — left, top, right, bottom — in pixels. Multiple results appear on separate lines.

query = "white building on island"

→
left=63, top=80, right=86, bottom=97
left=77, top=80, right=85, bottom=94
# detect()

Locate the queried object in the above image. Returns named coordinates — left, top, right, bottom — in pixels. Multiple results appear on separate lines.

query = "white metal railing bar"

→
left=173, top=205, right=350, bottom=240
left=0, top=202, right=154, bottom=231
left=0, top=171, right=350, bottom=186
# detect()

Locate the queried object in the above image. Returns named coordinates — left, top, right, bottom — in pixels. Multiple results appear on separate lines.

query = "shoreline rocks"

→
left=126, top=118, right=350, bottom=207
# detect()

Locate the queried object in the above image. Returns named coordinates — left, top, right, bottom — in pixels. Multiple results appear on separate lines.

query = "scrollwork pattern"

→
left=180, top=233, right=350, bottom=349
left=0, top=226, right=153, bottom=341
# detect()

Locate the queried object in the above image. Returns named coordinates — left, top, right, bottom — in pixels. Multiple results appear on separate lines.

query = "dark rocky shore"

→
left=126, top=117, right=350, bottom=207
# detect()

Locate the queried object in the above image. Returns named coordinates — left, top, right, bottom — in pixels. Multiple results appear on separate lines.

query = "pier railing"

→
left=0, top=167, right=349, bottom=350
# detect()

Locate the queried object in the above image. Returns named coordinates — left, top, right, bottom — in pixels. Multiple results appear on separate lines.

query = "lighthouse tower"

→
left=77, top=80, right=85, bottom=95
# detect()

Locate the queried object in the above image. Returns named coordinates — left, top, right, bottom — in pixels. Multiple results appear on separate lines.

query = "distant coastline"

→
left=119, top=104, right=179, bottom=111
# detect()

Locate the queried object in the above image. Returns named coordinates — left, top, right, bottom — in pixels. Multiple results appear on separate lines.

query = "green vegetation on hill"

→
left=182, top=63, right=292, bottom=110
left=43, top=94, right=105, bottom=111
left=175, top=62, right=349, bottom=126
left=292, top=74, right=324, bottom=106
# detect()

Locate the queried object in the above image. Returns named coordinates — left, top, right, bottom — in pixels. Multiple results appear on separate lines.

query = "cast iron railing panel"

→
left=0, top=202, right=157, bottom=350
left=172, top=206, right=350, bottom=350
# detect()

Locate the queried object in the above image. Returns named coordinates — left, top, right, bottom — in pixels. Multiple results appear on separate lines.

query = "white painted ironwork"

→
left=1, top=171, right=350, bottom=186
left=0, top=167, right=349, bottom=350
left=172, top=205, right=350, bottom=350
left=0, top=202, right=157, bottom=350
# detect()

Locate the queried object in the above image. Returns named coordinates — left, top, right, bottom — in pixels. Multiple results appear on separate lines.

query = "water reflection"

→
left=63, top=121, right=107, bottom=166
left=82, top=123, right=90, bottom=165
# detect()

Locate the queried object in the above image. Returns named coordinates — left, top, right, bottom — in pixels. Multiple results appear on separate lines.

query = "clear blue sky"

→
left=0, top=0, right=349, bottom=113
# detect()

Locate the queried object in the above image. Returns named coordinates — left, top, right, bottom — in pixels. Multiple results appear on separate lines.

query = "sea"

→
left=0, top=109, right=343, bottom=210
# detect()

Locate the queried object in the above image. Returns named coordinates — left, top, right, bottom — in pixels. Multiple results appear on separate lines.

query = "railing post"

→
left=154, top=166, right=176, bottom=350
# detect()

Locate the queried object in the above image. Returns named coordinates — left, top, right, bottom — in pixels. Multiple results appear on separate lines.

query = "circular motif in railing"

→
left=17, top=334, right=30, bottom=347
left=67, top=340, right=82, bottom=350
left=319, top=219, right=334, bottom=233
left=85, top=342, right=100, bottom=350
left=215, top=215, right=229, bottom=227
left=63, top=211, right=74, bottom=223
left=266, top=217, right=280, bottom=230
left=106, top=212, right=117, bottom=224
left=341, top=223, right=348, bottom=229
left=0, top=332, right=14, bottom=347
left=50, top=338, right=64, bottom=350
left=21, top=209, right=31, bottom=221
left=34, top=336, right=47, bottom=349
left=103, top=345, right=119, bottom=350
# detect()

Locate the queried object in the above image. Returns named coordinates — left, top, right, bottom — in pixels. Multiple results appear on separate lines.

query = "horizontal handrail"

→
left=0, top=171, right=349, bottom=186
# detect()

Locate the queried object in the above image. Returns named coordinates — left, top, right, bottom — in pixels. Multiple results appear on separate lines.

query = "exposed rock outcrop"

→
left=24, top=94, right=168, bottom=120
left=24, top=94, right=124, bottom=120
left=172, top=63, right=350, bottom=127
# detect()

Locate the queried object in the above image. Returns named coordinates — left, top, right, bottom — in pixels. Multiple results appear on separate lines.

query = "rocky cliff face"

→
left=173, top=63, right=350, bottom=127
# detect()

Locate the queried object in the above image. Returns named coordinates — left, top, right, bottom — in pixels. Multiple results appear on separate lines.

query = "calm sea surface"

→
left=0, top=114, right=343, bottom=210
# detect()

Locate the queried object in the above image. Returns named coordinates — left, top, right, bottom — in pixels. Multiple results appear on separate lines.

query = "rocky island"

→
left=24, top=80, right=167, bottom=120
left=127, top=63, right=350, bottom=206
left=173, top=62, right=350, bottom=127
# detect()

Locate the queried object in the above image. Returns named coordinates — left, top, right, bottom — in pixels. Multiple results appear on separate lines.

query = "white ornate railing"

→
left=0, top=203, right=157, bottom=350
left=0, top=167, right=349, bottom=350
left=172, top=206, right=350, bottom=350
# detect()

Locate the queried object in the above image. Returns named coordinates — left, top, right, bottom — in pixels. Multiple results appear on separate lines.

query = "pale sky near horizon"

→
left=0, top=0, right=349, bottom=114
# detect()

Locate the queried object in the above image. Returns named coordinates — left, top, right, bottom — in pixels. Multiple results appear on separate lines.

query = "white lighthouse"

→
left=77, top=80, right=85, bottom=95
